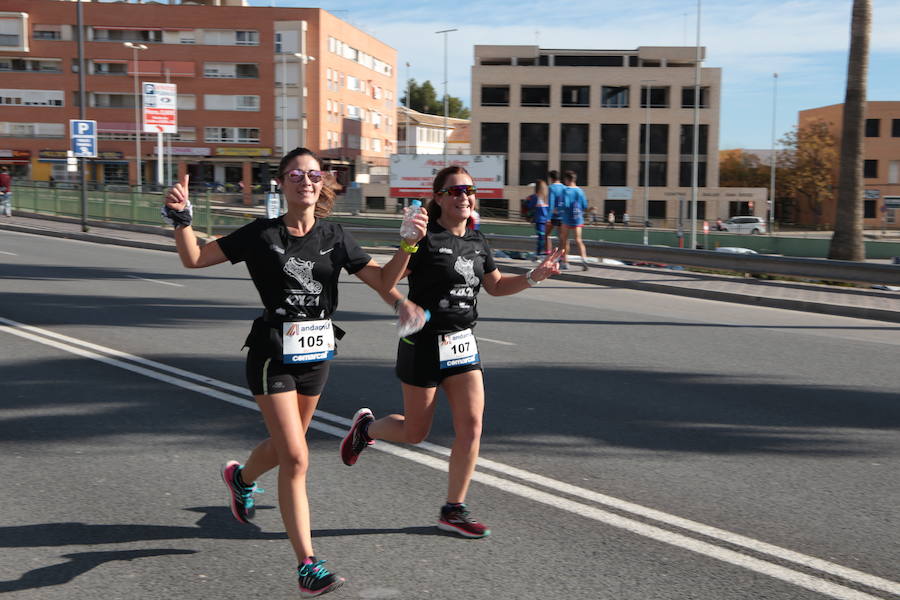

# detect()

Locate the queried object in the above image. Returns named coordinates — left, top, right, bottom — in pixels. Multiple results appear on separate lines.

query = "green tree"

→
left=779, top=120, right=839, bottom=226
left=829, top=0, right=871, bottom=261
left=401, top=79, right=469, bottom=119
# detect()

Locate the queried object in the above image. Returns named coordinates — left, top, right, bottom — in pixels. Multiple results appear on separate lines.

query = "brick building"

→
left=0, top=0, right=397, bottom=201
left=799, top=102, right=900, bottom=229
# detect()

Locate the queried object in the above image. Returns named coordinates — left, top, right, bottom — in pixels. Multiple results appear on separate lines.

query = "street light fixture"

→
left=769, top=72, right=778, bottom=235
left=435, top=28, right=457, bottom=167
left=641, top=79, right=656, bottom=246
left=124, top=42, right=148, bottom=191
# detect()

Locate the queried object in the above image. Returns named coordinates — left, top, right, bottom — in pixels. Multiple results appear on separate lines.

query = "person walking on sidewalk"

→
left=339, top=165, right=562, bottom=539
left=162, top=147, right=427, bottom=598
left=0, top=166, right=12, bottom=217
left=544, top=170, right=566, bottom=255
left=524, top=179, right=550, bottom=258
left=558, top=171, right=590, bottom=271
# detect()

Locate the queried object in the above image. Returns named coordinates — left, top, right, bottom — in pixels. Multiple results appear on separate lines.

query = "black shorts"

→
left=245, top=348, right=331, bottom=396
left=395, top=330, right=482, bottom=388
left=550, top=218, right=562, bottom=226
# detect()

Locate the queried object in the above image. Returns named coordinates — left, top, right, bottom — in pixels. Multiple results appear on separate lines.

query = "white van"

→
left=721, top=216, right=766, bottom=234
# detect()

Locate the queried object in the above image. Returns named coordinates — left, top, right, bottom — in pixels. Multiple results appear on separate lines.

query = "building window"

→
left=864, top=159, right=878, bottom=178
left=561, top=85, right=590, bottom=107
left=0, top=121, right=65, bottom=137
left=679, top=124, right=709, bottom=155
left=519, top=160, right=548, bottom=185
left=33, top=29, right=62, bottom=40
left=204, top=127, right=259, bottom=143
left=93, top=28, right=161, bottom=43
left=554, top=55, right=622, bottom=67
left=90, top=61, right=127, bottom=75
left=521, top=85, right=550, bottom=107
left=0, top=58, right=62, bottom=73
left=600, top=161, right=627, bottom=186
left=601, top=86, right=629, bottom=108
left=481, top=86, right=510, bottom=106
left=0, top=88, right=64, bottom=106
left=480, top=122, right=508, bottom=153
left=893, top=119, right=900, bottom=137
left=640, top=124, right=669, bottom=155
left=204, top=62, right=258, bottom=78
left=648, top=200, right=667, bottom=219
left=520, top=123, right=549, bottom=153
left=865, top=118, right=880, bottom=137
left=560, top=123, right=589, bottom=154
left=639, top=161, right=668, bottom=187
left=640, top=86, right=669, bottom=108
left=560, top=161, right=587, bottom=186
left=601, top=124, right=628, bottom=154
left=864, top=199, right=876, bottom=218
left=679, top=161, right=707, bottom=187
left=91, top=92, right=133, bottom=108
left=681, top=87, right=710, bottom=108
left=235, top=30, right=259, bottom=46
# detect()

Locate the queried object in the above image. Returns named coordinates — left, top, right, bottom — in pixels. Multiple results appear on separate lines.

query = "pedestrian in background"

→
left=607, top=210, right=615, bottom=229
left=559, top=170, right=590, bottom=271
left=0, top=166, right=12, bottom=217
left=525, top=179, right=550, bottom=258
left=544, top=170, right=566, bottom=254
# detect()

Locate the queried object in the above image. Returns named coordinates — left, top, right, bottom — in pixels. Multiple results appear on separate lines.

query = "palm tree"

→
left=828, top=0, right=871, bottom=261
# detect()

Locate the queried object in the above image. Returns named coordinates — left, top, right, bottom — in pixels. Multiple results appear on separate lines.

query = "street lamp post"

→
left=689, top=0, right=702, bottom=251
left=769, top=72, right=778, bottom=235
left=641, top=79, right=655, bottom=246
left=124, top=42, right=148, bottom=191
left=435, top=28, right=457, bottom=167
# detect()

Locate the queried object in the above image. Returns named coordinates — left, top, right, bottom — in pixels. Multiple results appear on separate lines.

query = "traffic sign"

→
left=142, top=82, right=177, bottom=133
left=69, top=119, right=97, bottom=158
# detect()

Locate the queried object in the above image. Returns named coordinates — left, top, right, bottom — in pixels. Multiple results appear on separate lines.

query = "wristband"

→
left=399, top=239, right=418, bottom=254
left=161, top=200, right=193, bottom=229
left=525, top=269, right=541, bottom=287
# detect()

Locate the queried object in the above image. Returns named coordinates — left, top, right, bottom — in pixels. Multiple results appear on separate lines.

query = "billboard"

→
left=142, top=82, right=177, bottom=134
left=389, top=154, right=505, bottom=199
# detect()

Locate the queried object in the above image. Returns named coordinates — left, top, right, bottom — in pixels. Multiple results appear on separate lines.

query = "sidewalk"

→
left=2, top=213, right=898, bottom=324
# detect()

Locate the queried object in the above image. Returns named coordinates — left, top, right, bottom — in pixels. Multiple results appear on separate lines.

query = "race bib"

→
left=438, top=329, right=479, bottom=369
left=282, top=319, right=335, bottom=364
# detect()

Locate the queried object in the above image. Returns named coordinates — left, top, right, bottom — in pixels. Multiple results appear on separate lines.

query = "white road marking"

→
left=1, top=316, right=897, bottom=600
left=477, top=336, right=515, bottom=346
left=126, top=274, right=184, bottom=287
left=0, top=250, right=17, bottom=256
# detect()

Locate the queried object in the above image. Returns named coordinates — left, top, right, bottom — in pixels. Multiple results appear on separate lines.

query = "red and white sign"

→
left=142, top=82, right=177, bottom=134
left=703, top=220, right=709, bottom=234
left=389, top=154, right=505, bottom=199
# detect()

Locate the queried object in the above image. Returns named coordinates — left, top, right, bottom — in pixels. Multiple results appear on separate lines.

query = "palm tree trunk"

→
left=829, top=0, right=871, bottom=261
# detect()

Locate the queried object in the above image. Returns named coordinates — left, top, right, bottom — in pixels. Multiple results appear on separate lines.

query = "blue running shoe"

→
left=298, top=557, right=345, bottom=598
left=221, top=460, right=263, bottom=524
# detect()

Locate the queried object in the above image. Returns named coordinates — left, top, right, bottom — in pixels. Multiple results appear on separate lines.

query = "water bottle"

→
left=399, top=199, right=423, bottom=239
left=397, top=309, right=430, bottom=338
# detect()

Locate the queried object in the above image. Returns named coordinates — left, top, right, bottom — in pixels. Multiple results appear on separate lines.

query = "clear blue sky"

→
left=251, top=0, right=900, bottom=150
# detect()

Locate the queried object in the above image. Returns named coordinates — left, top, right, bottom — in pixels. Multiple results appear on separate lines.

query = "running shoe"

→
left=559, top=262, right=569, bottom=270
left=220, top=460, right=263, bottom=524
left=298, top=557, right=345, bottom=598
left=581, top=260, right=589, bottom=271
left=437, top=503, right=491, bottom=539
left=340, top=408, right=375, bottom=466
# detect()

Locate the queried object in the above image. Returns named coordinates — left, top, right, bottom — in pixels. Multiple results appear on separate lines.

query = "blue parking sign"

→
left=70, top=119, right=97, bottom=158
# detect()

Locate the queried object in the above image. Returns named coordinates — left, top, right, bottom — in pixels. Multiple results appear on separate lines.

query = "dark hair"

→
left=562, top=170, right=577, bottom=184
left=547, top=170, right=559, bottom=181
left=277, top=147, right=335, bottom=217
left=426, top=165, right=473, bottom=222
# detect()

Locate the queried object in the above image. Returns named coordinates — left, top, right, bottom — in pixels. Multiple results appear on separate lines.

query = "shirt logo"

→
left=270, top=244, right=285, bottom=255
left=283, top=258, right=323, bottom=294
left=320, top=248, right=334, bottom=255
left=439, top=247, right=453, bottom=255
left=454, top=256, right=478, bottom=286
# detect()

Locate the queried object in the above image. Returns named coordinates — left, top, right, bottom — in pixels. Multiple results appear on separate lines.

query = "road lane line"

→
left=1, top=316, right=897, bottom=599
left=126, top=274, right=184, bottom=287
left=478, top=336, right=516, bottom=346
left=0, top=250, right=17, bottom=256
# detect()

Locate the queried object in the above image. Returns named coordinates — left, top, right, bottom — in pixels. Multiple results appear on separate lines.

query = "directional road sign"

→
left=69, top=119, right=97, bottom=158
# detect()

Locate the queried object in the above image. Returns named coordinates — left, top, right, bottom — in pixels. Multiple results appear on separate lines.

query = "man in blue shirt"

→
left=558, top=171, right=589, bottom=271
left=545, top=170, right=566, bottom=256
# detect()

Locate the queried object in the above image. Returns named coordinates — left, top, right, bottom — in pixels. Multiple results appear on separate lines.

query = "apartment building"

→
left=470, top=45, right=763, bottom=223
left=799, top=102, right=900, bottom=229
left=0, top=0, right=396, bottom=198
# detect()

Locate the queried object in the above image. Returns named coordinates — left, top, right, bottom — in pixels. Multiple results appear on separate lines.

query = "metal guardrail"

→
left=344, top=228, right=900, bottom=286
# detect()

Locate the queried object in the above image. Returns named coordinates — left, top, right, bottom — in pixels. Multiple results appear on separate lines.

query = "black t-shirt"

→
left=217, top=217, right=371, bottom=321
left=407, top=222, right=497, bottom=334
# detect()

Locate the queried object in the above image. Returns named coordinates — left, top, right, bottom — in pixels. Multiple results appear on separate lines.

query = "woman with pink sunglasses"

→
left=340, top=165, right=561, bottom=539
left=163, top=147, right=427, bottom=597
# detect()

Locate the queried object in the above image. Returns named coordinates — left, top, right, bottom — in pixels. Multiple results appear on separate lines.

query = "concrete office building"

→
left=0, top=0, right=396, bottom=201
left=470, top=45, right=764, bottom=224
left=799, top=102, right=900, bottom=229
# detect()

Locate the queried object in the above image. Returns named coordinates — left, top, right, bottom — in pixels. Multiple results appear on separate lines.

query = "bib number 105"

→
left=282, top=319, right=335, bottom=364
left=438, top=329, right=479, bottom=369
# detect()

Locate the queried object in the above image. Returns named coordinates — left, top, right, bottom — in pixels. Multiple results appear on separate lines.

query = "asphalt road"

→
left=1, top=229, right=898, bottom=600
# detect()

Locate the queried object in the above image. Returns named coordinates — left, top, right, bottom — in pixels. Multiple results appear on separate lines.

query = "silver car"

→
left=721, top=216, right=766, bottom=234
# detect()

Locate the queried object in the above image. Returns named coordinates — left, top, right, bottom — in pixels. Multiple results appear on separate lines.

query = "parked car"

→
left=721, top=216, right=766, bottom=234
left=715, top=247, right=758, bottom=255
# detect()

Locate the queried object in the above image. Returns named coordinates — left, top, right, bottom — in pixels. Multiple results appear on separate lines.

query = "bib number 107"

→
left=438, top=329, right=479, bottom=369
